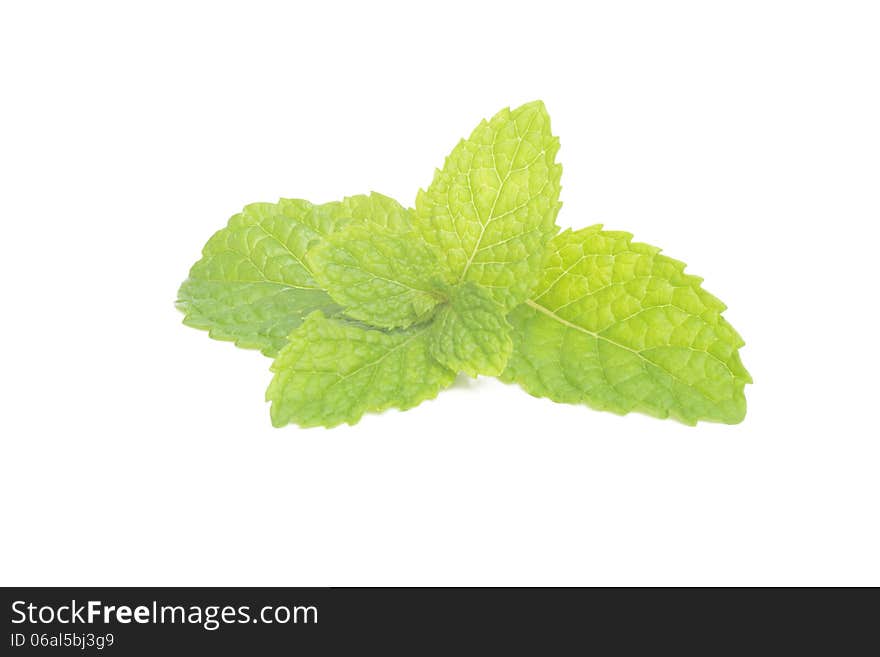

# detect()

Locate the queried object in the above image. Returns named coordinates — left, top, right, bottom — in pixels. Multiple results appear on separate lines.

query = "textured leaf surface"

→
left=267, top=312, right=455, bottom=428
left=414, top=101, right=562, bottom=310
left=429, top=282, right=512, bottom=377
left=502, top=226, right=751, bottom=424
left=177, top=194, right=403, bottom=356
left=341, top=192, right=413, bottom=231
left=176, top=199, right=351, bottom=356
left=308, top=223, right=444, bottom=329
left=178, top=282, right=339, bottom=357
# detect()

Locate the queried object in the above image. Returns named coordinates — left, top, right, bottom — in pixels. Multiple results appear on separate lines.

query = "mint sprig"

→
left=177, top=102, right=750, bottom=428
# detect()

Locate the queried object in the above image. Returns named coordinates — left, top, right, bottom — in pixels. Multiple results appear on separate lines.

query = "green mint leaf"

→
left=429, top=282, right=513, bottom=377
left=176, top=199, right=351, bottom=356
left=178, top=102, right=750, bottom=430
left=266, top=312, right=455, bottom=428
left=501, top=226, right=751, bottom=425
left=339, top=191, right=413, bottom=231
left=308, top=221, right=445, bottom=329
left=414, top=101, right=562, bottom=310
left=177, top=194, right=403, bottom=355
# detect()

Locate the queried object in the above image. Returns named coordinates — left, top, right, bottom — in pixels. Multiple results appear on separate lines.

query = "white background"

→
left=2, top=1, right=878, bottom=586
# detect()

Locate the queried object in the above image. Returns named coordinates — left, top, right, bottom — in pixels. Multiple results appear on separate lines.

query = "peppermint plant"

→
left=177, top=102, right=750, bottom=428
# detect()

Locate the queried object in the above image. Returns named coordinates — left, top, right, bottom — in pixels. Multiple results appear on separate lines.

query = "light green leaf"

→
left=267, top=312, right=455, bottom=428
left=429, top=282, right=513, bottom=377
left=177, top=199, right=351, bottom=356
left=177, top=195, right=401, bottom=356
left=340, top=192, right=413, bottom=231
left=502, top=226, right=751, bottom=424
left=414, top=101, right=562, bottom=310
left=308, top=222, right=445, bottom=329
